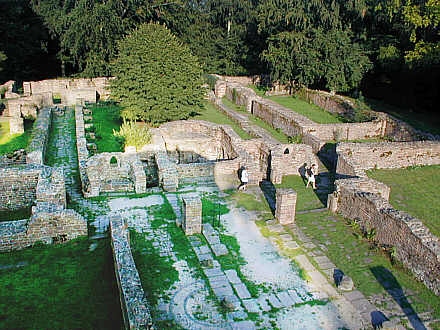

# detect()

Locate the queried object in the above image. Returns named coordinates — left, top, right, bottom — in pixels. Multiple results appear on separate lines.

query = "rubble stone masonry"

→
left=110, top=217, right=154, bottom=329
left=26, top=107, right=53, bottom=165
left=275, top=188, right=297, bottom=225
left=330, top=178, right=440, bottom=295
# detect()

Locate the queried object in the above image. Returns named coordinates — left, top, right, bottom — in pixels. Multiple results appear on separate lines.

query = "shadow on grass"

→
left=259, top=180, right=276, bottom=215
left=370, top=266, right=427, bottom=330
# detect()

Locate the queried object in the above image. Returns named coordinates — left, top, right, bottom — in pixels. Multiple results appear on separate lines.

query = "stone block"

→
left=275, top=188, right=297, bottom=225
left=182, top=196, right=202, bottom=235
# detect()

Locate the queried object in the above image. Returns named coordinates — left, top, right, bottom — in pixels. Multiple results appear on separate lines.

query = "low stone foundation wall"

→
left=84, top=153, right=147, bottom=197
left=74, top=105, right=90, bottom=194
left=0, top=165, right=41, bottom=212
left=336, top=141, right=440, bottom=177
left=27, top=77, right=113, bottom=103
left=329, top=178, right=440, bottom=296
left=110, top=216, right=154, bottom=329
left=26, top=107, right=53, bottom=164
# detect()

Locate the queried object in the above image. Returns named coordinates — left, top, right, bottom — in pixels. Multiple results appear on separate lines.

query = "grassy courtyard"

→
left=0, top=120, right=33, bottom=155
left=367, top=165, right=440, bottom=238
left=221, top=97, right=291, bottom=143
left=192, top=101, right=253, bottom=140
left=0, top=238, right=123, bottom=329
left=88, top=102, right=124, bottom=153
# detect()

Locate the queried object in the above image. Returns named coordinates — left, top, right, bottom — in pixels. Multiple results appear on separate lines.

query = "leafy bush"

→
left=204, top=74, right=218, bottom=91
left=113, top=120, right=151, bottom=150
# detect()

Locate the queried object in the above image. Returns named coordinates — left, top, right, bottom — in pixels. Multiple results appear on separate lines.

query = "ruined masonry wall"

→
left=331, top=178, right=440, bottom=296
left=275, top=189, right=297, bottom=225
left=26, top=107, right=53, bottom=165
left=110, top=217, right=154, bottom=329
left=74, top=105, right=90, bottom=195
left=0, top=165, right=41, bottom=212
left=336, top=141, right=440, bottom=177
left=270, top=144, right=319, bottom=184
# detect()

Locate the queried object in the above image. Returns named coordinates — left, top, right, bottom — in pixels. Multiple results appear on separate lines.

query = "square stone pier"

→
left=275, top=188, right=297, bottom=225
left=182, top=196, right=202, bottom=235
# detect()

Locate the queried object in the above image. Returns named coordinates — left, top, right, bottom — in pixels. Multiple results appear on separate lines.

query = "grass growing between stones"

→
left=274, top=175, right=326, bottom=211
left=0, top=238, right=123, bottom=329
left=226, top=190, right=273, bottom=220
left=367, top=165, right=440, bottom=238
left=191, top=101, right=253, bottom=140
left=266, top=95, right=344, bottom=124
left=295, top=210, right=440, bottom=320
left=89, top=102, right=124, bottom=153
left=0, top=120, right=33, bottom=155
left=222, top=97, right=291, bottom=143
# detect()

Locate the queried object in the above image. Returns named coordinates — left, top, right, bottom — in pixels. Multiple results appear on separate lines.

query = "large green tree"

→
left=110, top=22, right=205, bottom=125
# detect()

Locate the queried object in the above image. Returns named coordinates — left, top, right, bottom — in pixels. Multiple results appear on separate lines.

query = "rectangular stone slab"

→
left=242, top=299, right=260, bottom=313
left=267, top=294, right=283, bottom=308
left=233, top=283, right=251, bottom=299
left=224, top=269, right=242, bottom=284
left=276, top=291, right=295, bottom=307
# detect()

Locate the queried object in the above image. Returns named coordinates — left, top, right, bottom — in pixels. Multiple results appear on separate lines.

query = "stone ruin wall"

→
left=110, top=216, right=154, bottom=329
left=0, top=164, right=87, bottom=251
left=26, top=107, right=53, bottom=165
left=270, top=144, right=319, bottom=184
left=74, top=105, right=90, bottom=194
left=0, top=165, right=41, bottom=212
left=217, top=76, right=429, bottom=146
left=84, top=153, right=146, bottom=197
left=336, top=141, right=440, bottom=177
left=27, top=77, right=113, bottom=102
left=329, top=178, right=440, bottom=296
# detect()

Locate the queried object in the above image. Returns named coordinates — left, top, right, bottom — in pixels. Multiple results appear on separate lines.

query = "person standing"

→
left=238, top=166, right=249, bottom=191
left=306, top=164, right=318, bottom=189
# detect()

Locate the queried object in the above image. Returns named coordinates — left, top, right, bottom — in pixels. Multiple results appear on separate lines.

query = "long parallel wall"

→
left=329, top=178, right=440, bottom=296
left=331, top=142, right=440, bottom=295
left=110, top=216, right=154, bottom=329
left=336, top=141, right=440, bottom=177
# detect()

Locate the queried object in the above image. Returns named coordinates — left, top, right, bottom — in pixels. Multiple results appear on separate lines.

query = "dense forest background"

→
left=0, top=0, right=438, bottom=112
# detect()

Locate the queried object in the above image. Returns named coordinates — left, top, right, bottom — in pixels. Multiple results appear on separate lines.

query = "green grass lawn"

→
left=295, top=211, right=440, bottom=322
left=222, top=97, right=291, bottom=143
left=274, top=175, right=327, bottom=211
left=367, top=165, right=440, bottom=238
left=191, top=101, right=253, bottom=140
left=0, top=120, right=33, bottom=155
left=0, top=238, right=123, bottom=329
left=249, top=84, right=268, bottom=97
left=267, top=95, right=344, bottom=124
left=89, top=103, right=124, bottom=153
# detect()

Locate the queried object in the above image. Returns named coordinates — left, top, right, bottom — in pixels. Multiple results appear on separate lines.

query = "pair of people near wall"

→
left=305, top=163, right=318, bottom=189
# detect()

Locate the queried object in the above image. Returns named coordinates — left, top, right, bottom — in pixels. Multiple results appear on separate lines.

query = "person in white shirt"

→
left=238, top=166, right=249, bottom=191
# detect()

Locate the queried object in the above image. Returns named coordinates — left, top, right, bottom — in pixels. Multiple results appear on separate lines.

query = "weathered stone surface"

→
left=276, top=291, right=295, bottom=307
left=267, top=294, right=283, bottom=308
left=224, top=269, right=242, bottom=284
left=110, top=217, right=154, bottom=329
left=182, top=196, right=202, bottom=235
left=233, top=283, right=251, bottom=299
left=339, top=275, right=354, bottom=291
left=275, top=188, right=297, bottom=225
left=242, top=299, right=260, bottom=313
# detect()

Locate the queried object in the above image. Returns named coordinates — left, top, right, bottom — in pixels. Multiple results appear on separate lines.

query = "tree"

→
left=110, top=22, right=205, bottom=125
left=262, top=29, right=371, bottom=93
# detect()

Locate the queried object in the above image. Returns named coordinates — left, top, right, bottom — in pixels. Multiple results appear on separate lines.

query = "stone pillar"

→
left=182, top=196, right=202, bottom=235
left=9, top=117, right=24, bottom=134
left=23, top=82, right=31, bottom=96
left=275, top=188, right=297, bottom=225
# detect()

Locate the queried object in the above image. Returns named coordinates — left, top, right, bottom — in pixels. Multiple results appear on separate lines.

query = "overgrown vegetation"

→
left=0, top=120, right=33, bottom=155
left=113, top=120, right=151, bottom=151
left=0, top=238, right=123, bottom=329
left=0, top=207, right=31, bottom=222
left=367, top=165, right=440, bottom=238
left=88, top=102, right=124, bottom=153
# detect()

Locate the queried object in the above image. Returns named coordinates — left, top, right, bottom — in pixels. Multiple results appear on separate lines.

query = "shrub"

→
left=113, top=120, right=151, bottom=150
